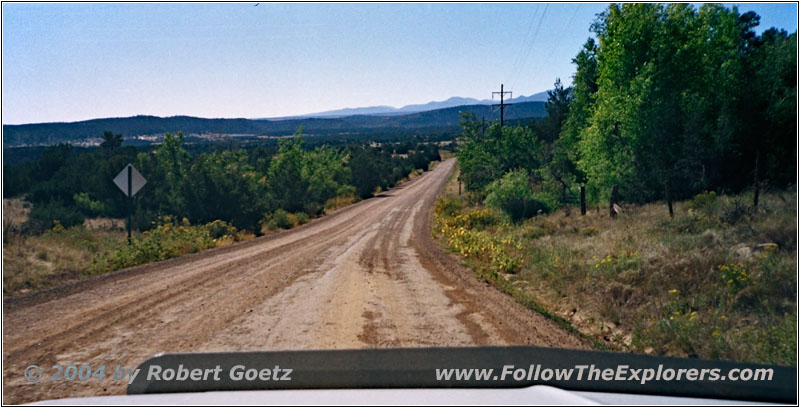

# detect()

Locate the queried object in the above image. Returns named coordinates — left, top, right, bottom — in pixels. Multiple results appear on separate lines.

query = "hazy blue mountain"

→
left=395, top=96, right=486, bottom=113
left=265, top=90, right=551, bottom=119
left=265, top=97, right=489, bottom=119
left=278, top=105, right=399, bottom=119
left=507, top=91, right=549, bottom=103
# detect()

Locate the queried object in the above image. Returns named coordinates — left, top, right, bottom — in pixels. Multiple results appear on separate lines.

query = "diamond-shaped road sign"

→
left=113, top=164, right=147, bottom=197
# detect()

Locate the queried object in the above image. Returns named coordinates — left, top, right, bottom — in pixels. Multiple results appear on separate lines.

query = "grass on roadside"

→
left=4, top=225, right=127, bottom=296
left=87, top=217, right=249, bottom=275
left=3, top=214, right=250, bottom=297
left=434, top=180, right=796, bottom=366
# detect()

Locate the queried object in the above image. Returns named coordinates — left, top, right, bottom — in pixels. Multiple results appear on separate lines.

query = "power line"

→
left=507, top=4, right=541, bottom=82
left=544, top=4, right=582, bottom=62
left=509, top=4, right=549, bottom=87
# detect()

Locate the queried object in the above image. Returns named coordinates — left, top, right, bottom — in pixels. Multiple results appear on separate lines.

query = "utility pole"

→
left=492, top=84, right=513, bottom=127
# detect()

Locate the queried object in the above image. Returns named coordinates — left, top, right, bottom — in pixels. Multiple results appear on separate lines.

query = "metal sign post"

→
left=113, top=164, right=147, bottom=244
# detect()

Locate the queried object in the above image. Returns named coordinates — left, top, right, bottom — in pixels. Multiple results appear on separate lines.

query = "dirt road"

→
left=3, top=158, right=585, bottom=403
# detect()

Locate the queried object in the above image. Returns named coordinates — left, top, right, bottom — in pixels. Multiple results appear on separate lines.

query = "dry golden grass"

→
left=82, top=217, right=125, bottom=230
left=4, top=198, right=117, bottom=295
left=3, top=226, right=127, bottom=296
left=3, top=198, right=253, bottom=297
left=3, top=198, right=31, bottom=226
left=442, top=164, right=462, bottom=197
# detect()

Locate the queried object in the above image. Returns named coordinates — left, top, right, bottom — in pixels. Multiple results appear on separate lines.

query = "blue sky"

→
left=2, top=2, right=797, bottom=124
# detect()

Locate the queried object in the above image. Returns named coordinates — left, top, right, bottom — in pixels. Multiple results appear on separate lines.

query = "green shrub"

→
left=757, top=313, right=797, bottom=365
left=286, top=212, right=299, bottom=228
left=720, top=197, right=752, bottom=224
left=461, top=208, right=501, bottom=229
left=206, top=220, right=237, bottom=239
left=302, top=203, right=322, bottom=217
left=294, top=212, right=309, bottom=225
left=24, top=202, right=85, bottom=234
left=689, top=191, right=720, bottom=215
left=435, top=207, right=523, bottom=276
left=717, top=263, right=751, bottom=295
left=336, top=184, right=357, bottom=198
left=272, top=209, right=292, bottom=229
left=484, top=169, right=549, bottom=222
left=73, top=192, right=107, bottom=216
left=50, top=220, right=66, bottom=234
left=88, top=217, right=216, bottom=275
left=323, top=185, right=359, bottom=213
left=324, top=195, right=357, bottom=213
left=434, top=197, right=463, bottom=218
left=531, top=191, right=560, bottom=213
left=264, top=210, right=309, bottom=228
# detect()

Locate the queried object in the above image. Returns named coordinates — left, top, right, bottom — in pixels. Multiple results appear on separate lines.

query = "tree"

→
left=561, top=38, right=598, bottom=153
left=301, top=145, right=350, bottom=215
left=538, top=78, right=572, bottom=144
left=265, top=129, right=351, bottom=215
left=755, top=29, right=797, bottom=189
left=266, top=134, right=308, bottom=213
left=569, top=3, right=791, bottom=211
left=577, top=4, right=671, bottom=204
left=137, top=132, right=191, bottom=219
left=734, top=26, right=797, bottom=202
left=348, top=147, right=389, bottom=199
left=537, top=79, right=582, bottom=206
left=100, top=131, right=123, bottom=150
left=456, top=113, right=543, bottom=194
left=185, top=150, right=268, bottom=229
left=485, top=169, right=551, bottom=222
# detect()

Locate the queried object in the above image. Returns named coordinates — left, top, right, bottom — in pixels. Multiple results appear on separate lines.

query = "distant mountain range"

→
left=3, top=97, right=549, bottom=148
left=266, top=92, right=549, bottom=119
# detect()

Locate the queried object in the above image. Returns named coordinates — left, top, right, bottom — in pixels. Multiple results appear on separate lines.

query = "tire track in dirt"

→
left=5, top=200, right=378, bottom=361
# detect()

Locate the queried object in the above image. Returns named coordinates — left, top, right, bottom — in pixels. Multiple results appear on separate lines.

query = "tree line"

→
left=5, top=129, right=442, bottom=234
left=458, top=3, right=795, bottom=221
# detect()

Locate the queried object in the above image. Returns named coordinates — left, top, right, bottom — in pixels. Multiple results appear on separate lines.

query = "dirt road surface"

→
left=3, top=158, right=585, bottom=403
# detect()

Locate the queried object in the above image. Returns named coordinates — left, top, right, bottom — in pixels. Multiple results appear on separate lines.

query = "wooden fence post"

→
left=664, top=180, right=674, bottom=218
left=580, top=186, right=586, bottom=216
left=753, top=150, right=760, bottom=210
left=609, top=185, right=618, bottom=218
